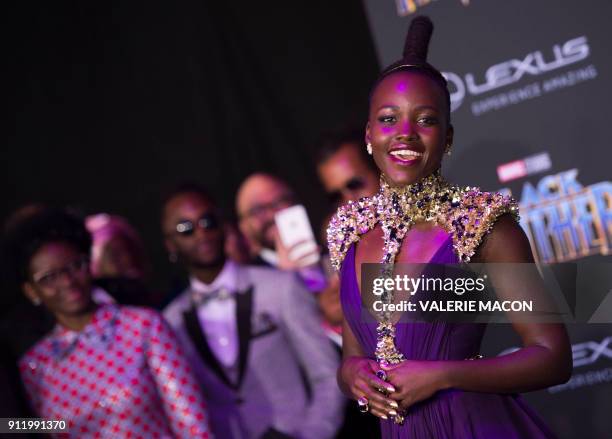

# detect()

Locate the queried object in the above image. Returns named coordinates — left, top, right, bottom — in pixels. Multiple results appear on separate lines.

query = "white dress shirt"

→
left=190, top=261, right=239, bottom=368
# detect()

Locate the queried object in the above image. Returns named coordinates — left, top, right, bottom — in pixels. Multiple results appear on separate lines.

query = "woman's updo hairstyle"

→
left=371, top=16, right=451, bottom=121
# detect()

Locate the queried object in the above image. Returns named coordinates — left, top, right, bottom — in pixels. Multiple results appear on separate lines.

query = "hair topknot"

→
left=402, top=15, right=433, bottom=63
left=372, top=15, right=451, bottom=120
left=381, top=15, right=439, bottom=76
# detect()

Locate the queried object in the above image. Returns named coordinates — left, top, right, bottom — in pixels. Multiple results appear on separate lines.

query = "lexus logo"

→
left=443, top=36, right=590, bottom=111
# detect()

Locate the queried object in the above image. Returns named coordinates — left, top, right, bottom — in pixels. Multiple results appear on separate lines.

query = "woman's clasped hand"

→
left=342, top=356, right=451, bottom=419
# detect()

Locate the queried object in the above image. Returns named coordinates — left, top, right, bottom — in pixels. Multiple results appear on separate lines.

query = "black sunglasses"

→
left=175, top=213, right=219, bottom=236
left=328, top=177, right=366, bottom=204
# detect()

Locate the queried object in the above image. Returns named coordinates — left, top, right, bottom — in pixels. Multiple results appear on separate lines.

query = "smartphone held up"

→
left=274, top=205, right=320, bottom=267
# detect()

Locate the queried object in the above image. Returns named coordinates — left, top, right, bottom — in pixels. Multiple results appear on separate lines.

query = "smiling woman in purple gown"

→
left=327, top=16, right=572, bottom=439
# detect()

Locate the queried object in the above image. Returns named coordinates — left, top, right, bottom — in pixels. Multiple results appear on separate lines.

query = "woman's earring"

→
left=366, top=143, right=373, bottom=155
left=31, top=297, right=41, bottom=306
left=445, top=144, right=452, bottom=156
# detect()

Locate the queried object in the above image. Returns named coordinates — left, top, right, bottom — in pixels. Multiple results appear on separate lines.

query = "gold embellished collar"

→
left=327, top=170, right=519, bottom=270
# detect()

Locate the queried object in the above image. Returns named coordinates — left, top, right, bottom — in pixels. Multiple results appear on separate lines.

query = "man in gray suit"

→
left=161, top=184, right=344, bottom=439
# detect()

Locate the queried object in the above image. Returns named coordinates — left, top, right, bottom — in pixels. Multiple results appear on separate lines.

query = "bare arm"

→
left=337, top=316, right=365, bottom=395
left=384, top=215, right=573, bottom=411
left=441, top=214, right=572, bottom=393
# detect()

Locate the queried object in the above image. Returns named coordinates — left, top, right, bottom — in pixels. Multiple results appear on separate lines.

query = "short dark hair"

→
left=3, top=208, right=91, bottom=285
left=160, top=182, right=215, bottom=210
left=160, top=182, right=220, bottom=225
left=313, top=127, right=375, bottom=170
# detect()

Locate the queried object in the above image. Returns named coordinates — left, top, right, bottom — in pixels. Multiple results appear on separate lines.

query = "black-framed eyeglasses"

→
left=241, top=194, right=295, bottom=220
left=31, top=257, right=90, bottom=288
left=328, top=177, right=366, bottom=204
left=175, top=213, right=219, bottom=236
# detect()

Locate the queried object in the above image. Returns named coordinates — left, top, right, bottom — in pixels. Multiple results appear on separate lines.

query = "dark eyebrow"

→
left=376, top=105, right=440, bottom=112
left=414, top=105, right=440, bottom=112
left=376, top=105, right=399, bottom=111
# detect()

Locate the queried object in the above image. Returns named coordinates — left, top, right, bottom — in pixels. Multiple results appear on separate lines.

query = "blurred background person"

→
left=161, top=183, right=344, bottom=439
left=86, top=213, right=148, bottom=280
left=315, top=212, right=344, bottom=339
left=315, top=135, right=383, bottom=438
left=236, top=172, right=326, bottom=292
left=11, top=208, right=212, bottom=438
left=313, top=128, right=381, bottom=334
left=223, top=221, right=252, bottom=264
left=1, top=207, right=157, bottom=376
left=86, top=213, right=160, bottom=307
left=0, top=204, right=58, bottom=426
left=315, top=128, right=380, bottom=208
left=1, top=205, right=54, bottom=354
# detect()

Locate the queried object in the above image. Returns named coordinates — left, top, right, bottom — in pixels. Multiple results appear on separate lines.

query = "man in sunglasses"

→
left=315, top=131, right=379, bottom=207
left=161, top=184, right=343, bottom=439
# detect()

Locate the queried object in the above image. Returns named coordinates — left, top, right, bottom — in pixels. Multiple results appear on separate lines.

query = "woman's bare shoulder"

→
left=473, top=213, right=534, bottom=263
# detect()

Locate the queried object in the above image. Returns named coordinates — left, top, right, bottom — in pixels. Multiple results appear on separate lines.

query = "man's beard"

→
left=255, top=220, right=276, bottom=251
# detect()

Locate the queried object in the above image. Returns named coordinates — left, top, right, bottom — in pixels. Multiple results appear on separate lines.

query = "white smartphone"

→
left=274, top=205, right=320, bottom=266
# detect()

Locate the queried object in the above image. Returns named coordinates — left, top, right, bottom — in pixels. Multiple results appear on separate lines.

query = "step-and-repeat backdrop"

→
left=362, top=1, right=611, bottom=437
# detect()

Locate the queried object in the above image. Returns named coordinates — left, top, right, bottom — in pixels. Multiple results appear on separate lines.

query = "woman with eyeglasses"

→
left=329, top=16, right=571, bottom=438
left=11, top=208, right=212, bottom=438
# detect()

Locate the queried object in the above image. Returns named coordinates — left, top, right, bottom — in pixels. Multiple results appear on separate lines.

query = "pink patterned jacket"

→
left=19, top=304, right=212, bottom=438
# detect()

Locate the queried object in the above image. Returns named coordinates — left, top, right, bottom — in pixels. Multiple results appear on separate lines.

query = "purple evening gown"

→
left=340, top=238, right=558, bottom=439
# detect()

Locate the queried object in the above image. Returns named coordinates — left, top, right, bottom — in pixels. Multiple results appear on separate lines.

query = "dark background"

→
left=3, top=0, right=380, bottom=305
